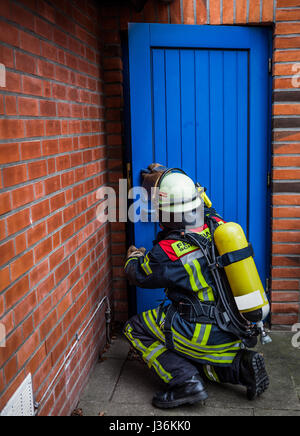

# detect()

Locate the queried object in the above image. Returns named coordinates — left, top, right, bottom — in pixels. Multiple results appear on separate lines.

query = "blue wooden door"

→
left=128, top=24, right=271, bottom=314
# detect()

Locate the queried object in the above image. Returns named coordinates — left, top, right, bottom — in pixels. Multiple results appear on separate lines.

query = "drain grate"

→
left=1, top=373, right=35, bottom=416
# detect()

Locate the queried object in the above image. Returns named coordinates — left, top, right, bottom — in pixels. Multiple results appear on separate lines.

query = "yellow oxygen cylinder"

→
left=214, top=222, right=270, bottom=323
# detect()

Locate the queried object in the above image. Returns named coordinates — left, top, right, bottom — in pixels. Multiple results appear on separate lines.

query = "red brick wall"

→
left=0, top=0, right=113, bottom=415
left=101, top=0, right=300, bottom=328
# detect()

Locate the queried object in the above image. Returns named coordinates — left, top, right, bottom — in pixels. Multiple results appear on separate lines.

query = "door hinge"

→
left=268, top=58, right=273, bottom=74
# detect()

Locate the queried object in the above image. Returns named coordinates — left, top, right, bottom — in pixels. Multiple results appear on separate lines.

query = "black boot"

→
left=239, top=350, right=269, bottom=400
left=152, top=374, right=208, bottom=409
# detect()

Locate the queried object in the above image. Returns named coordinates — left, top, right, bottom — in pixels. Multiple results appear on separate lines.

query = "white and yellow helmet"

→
left=155, top=169, right=203, bottom=230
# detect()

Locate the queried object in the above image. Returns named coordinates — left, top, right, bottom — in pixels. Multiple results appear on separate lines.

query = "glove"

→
left=126, top=245, right=146, bottom=259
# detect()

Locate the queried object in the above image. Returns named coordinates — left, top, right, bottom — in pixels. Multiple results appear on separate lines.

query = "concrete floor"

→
left=78, top=330, right=300, bottom=416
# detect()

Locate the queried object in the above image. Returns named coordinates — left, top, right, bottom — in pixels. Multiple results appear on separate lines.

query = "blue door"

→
left=128, top=24, right=271, bottom=314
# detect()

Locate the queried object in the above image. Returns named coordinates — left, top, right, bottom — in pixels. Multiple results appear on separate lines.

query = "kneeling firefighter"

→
left=123, top=164, right=270, bottom=409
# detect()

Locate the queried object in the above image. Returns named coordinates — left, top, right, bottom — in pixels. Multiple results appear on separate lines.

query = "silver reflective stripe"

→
left=145, top=344, right=165, bottom=363
left=189, top=262, right=203, bottom=291
left=196, top=324, right=207, bottom=344
left=180, top=250, right=203, bottom=265
left=173, top=330, right=241, bottom=353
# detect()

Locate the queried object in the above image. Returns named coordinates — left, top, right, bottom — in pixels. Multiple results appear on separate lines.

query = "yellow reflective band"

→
left=184, top=263, right=198, bottom=291
left=174, top=342, right=237, bottom=364
left=142, top=311, right=164, bottom=342
left=141, top=254, right=152, bottom=276
left=151, top=358, right=173, bottom=383
left=124, top=256, right=138, bottom=269
left=201, top=324, right=212, bottom=345
left=193, top=259, right=208, bottom=288
left=204, top=365, right=220, bottom=383
left=171, top=240, right=198, bottom=257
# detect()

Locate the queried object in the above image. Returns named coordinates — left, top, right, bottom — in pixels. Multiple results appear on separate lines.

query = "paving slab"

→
left=78, top=330, right=300, bottom=417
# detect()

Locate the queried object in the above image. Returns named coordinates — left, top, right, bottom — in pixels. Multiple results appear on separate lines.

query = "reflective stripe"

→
left=184, top=263, right=199, bottom=292
left=173, top=327, right=241, bottom=354
left=151, top=356, right=173, bottom=383
left=180, top=250, right=203, bottom=265
left=174, top=342, right=237, bottom=364
left=124, top=257, right=138, bottom=269
left=143, top=311, right=165, bottom=342
left=141, top=254, right=152, bottom=276
left=192, top=323, right=211, bottom=345
left=124, top=323, right=147, bottom=355
left=144, top=341, right=165, bottom=367
left=204, top=365, right=220, bottom=383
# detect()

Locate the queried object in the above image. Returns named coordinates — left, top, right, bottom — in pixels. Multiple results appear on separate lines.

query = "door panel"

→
left=128, top=24, right=271, bottom=314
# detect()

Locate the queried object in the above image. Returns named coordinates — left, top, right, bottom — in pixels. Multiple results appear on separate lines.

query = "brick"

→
left=28, top=160, right=48, bottom=180
left=222, top=0, right=234, bottom=24
left=40, top=100, right=57, bottom=117
left=11, top=251, right=34, bottom=282
left=21, top=146, right=40, bottom=170
left=45, top=120, right=61, bottom=136
left=182, top=0, right=194, bottom=24
left=3, top=95, right=18, bottom=115
left=41, top=41, right=57, bottom=62
left=273, top=156, right=300, bottom=167
left=17, top=330, right=40, bottom=368
left=275, top=37, right=300, bottom=50
left=0, top=120, right=24, bottom=139
left=273, top=207, right=300, bottom=218
left=210, top=0, right=221, bottom=24
left=277, top=0, right=300, bottom=6
left=44, top=175, right=61, bottom=195
left=0, top=45, right=14, bottom=68
left=28, top=222, right=47, bottom=247
left=276, top=23, right=300, bottom=36
left=3, top=164, right=27, bottom=188
left=276, top=9, right=300, bottom=22
left=0, top=241, right=15, bottom=266
left=11, top=185, right=35, bottom=209
left=11, top=3, right=35, bottom=31
left=273, top=231, right=300, bottom=242
left=25, top=119, right=45, bottom=138
left=262, top=0, right=274, bottom=23
left=31, top=199, right=50, bottom=222
left=42, top=139, right=59, bottom=156
left=0, top=143, right=20, bottom=164
left=14, top=290, right=36, bottom=326
left=38, top=60, right=55, bottom=80
left=4, top=356, right=18, bottom=384
left=15, top=51, right=36, bottom=75
left=7, top=209, right=31, bottom=236
left=274, top=50, right=300, bottom=63
left=0, top=267, right=10, bottom=292
left=23, top=76, right=44, bottom=97
left=0, top=21, right=19, bottom=47
left=35, top=17, right=53, bottom=40
left=271, top=280, right=299, bottom=290
left=5, top=71, right=22, bottom=94
left=274, top=104, right=300, bottom=115
left=196, top=0, right=207, bottom=24
left=248, top=0, right=260, bottom=23
left=19, top=97, right=39, bottom=116
left=235, top=0, right=247, bottom=23
left=30, top=258, right=50, bottom=287
left=20, top=31, right=41, bottom=55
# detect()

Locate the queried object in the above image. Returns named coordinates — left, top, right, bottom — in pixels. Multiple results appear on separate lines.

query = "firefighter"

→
left=123, top=167, right=269, bottom=409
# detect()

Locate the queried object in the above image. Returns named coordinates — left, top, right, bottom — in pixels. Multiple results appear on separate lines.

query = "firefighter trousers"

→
left=123, top=308, right=244, bottom=389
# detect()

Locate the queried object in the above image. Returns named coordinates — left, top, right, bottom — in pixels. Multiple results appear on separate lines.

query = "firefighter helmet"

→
left=157, top=170, right=203, bottom=230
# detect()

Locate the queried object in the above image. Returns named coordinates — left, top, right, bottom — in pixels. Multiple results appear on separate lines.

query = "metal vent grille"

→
left=1, top=373, right=34, bottom=416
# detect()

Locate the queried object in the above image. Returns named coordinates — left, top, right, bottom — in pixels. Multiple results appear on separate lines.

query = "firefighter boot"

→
left=152, top=374, right=208, bottom=409
left=239, top=350, right=270, bottom=400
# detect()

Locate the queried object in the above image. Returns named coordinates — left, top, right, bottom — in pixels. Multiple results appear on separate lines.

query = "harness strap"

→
left=217, top=243, right=254, bottom=268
